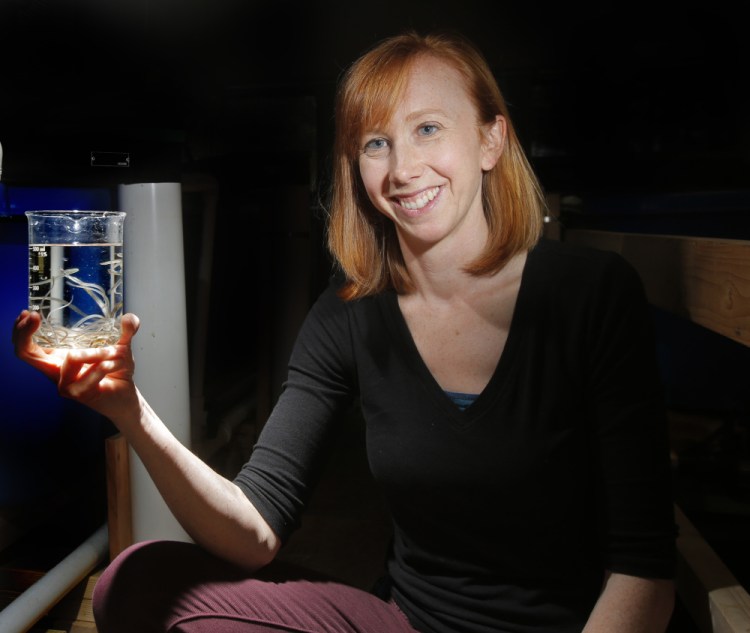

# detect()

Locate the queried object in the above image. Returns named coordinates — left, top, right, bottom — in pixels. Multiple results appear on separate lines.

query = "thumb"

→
left=119, top=313, right=141, bottom=345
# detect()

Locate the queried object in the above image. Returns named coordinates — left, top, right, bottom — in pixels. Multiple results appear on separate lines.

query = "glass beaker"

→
left=26, top=210, right=126, bottom=349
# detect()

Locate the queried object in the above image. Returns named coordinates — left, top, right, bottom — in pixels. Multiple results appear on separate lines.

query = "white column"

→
left=118, top=182, right=191, bottom=543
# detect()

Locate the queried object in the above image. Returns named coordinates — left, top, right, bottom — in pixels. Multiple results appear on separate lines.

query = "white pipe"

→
left=0, top=523, right=108, bottom=633
left=118, top=182, right=191, bottom=543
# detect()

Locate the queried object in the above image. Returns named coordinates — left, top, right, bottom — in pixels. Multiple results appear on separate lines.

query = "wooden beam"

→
left=562, top=230, right=750, bottom=347
left=105, top=433, right=132, bottom=561
left=674, top=505, right=750, bottom=633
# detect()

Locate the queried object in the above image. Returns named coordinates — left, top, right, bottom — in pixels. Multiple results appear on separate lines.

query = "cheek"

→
left=429, top=138, right=474, bottom=173
left=358, top=159, right=386, bottom=200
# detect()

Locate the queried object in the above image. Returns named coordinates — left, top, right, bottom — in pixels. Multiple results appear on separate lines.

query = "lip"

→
left=391, top=186, right=442, bottom=214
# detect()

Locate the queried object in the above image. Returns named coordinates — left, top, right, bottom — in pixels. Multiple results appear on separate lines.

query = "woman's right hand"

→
left=12, top=310, right=142, bottom=424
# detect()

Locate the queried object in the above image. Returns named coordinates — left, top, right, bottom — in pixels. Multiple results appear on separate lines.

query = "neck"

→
left=398, top=224, right=488, bottom=300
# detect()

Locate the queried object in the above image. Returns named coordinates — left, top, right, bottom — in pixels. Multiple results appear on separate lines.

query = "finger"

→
left=61, top=359, right=119, bottom=400
left=60, top=346, right=118, bottom=386
left=12, top=312, right=68, bottom=380
left=65, top=345, right=116, bottom=364
left=12, top=310, right=39, bottom=347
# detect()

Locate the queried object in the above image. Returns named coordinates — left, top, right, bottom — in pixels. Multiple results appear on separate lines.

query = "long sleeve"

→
left=233, top=283, right=358, bottom=541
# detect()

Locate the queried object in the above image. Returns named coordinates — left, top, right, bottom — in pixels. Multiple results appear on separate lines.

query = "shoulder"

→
left=292, top=275, right=389, bottom=373
left=520, top=239, right=650, bottom=333
left=311, top=274, right=380, bottom=312
left=527, top=238, right=642, bottom=292
left=303, top=274, right=386, bottom=334
left=529, top=237, right=630, bottom=272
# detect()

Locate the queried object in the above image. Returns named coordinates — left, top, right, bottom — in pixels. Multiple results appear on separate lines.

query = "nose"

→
left=389, top=141, right=422, bottom=185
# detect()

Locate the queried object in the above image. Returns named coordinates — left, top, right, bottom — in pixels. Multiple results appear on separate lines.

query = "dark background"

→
left=1, top=0, right=748, bottom=192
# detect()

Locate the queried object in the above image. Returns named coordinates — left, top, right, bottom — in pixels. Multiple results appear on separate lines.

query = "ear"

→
left=480, top=115, right=506, bottom=171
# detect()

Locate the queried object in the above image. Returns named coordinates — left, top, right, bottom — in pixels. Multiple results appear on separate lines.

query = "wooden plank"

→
left=105, top=434, right=132, bottom=561
left=18, top=571, right=102, bottom=633
left=41, top=575, right=95, bottom=624
left=563, top=230, right=750, bottom=347
left=674, top=504, right=750, bottom=633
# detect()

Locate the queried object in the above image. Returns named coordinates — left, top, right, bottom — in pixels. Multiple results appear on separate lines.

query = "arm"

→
left=582, top=253, right=677, bottom=630
left=13, top=310, right=280, bottom=570
left=583, top=572, right=675, bottom=633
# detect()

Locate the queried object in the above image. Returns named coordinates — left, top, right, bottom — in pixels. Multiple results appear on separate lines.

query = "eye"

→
left=362, top=137, right=390, bottom=157
left=418, top=123, right=440, bottom=137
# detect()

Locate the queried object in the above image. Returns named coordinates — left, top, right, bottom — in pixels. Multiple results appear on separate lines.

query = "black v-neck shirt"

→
left=235, top=238, right=676, bottom=633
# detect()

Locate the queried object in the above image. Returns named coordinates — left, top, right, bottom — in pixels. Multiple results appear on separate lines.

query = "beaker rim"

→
left=25, top=210, right=126, bottom=216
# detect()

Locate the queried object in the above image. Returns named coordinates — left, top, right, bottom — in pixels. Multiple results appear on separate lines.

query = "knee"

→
left=93, top=540, right=195, bottom=633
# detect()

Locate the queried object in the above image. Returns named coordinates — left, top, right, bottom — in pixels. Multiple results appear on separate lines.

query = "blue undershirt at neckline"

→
left=444, top=390, right=479, bottom=411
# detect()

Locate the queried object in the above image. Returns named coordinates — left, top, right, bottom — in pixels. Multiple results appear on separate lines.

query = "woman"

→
left=13, top=30, right=676, bottom=632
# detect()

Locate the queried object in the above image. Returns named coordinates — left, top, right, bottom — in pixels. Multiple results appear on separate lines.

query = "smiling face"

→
left=357, top=55, right=505, bottom=257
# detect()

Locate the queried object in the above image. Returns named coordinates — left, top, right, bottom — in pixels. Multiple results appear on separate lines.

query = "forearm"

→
left=114, top=389, right=281, bottom=570
left=583, top=571, right=675, bottom=633
left=12, top=312, right=280, bottom=569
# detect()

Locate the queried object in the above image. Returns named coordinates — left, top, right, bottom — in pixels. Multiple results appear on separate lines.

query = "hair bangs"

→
left=340, top=50, right=414, bottom=159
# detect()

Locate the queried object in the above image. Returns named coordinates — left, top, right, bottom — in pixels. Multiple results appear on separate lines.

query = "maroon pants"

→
left=92, top=540, right=419, bottom=633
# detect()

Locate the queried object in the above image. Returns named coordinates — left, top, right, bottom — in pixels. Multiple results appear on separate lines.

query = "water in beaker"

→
left=26, top=211, right=126, bottom=349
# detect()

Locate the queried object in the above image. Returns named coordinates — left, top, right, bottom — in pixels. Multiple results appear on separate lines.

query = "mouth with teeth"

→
left=396, top=186, right=441, bottom=211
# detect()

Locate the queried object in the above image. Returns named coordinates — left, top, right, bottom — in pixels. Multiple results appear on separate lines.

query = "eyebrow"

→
left=405, top=108, right=451, bottom=123
left=359, top=108, right=454, bottom=139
